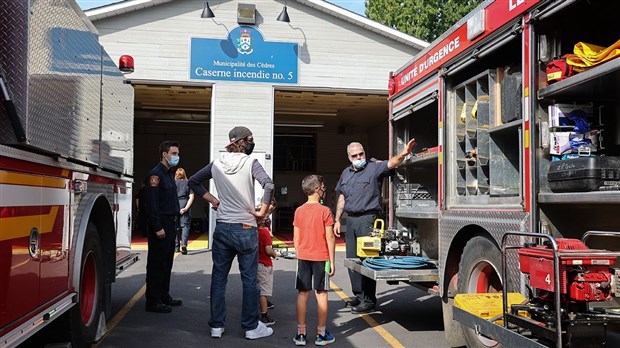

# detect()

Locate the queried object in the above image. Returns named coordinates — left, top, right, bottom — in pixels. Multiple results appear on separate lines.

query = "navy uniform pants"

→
left=146, top=216, right=177, bottom=305
left=345, top=213, right=377, bottom=304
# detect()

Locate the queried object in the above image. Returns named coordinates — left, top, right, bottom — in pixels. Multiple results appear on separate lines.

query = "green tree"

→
left=365, top=0, right=483, bottom=43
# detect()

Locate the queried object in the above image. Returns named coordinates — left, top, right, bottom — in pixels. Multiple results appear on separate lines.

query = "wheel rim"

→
left=80, top=250, right=98, bottom=325
left=467, top=260, right=502, bottom=294
left=467, top=259, right=502, bottom=347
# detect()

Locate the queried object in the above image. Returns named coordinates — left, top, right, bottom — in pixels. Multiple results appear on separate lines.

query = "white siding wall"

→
left=91, top=0, right=421, bottom=230
left=211, top=83, right=274, bottom=175
left=92, top=0, right=418, bottom=90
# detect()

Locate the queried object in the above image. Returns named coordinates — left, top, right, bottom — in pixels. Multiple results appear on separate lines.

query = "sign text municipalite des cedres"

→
left=190, top=26, right=298, bottom=84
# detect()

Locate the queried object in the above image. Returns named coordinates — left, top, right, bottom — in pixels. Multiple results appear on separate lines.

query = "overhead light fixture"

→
left=237, top=3, right=256, bottom=24
left=275, top=123, right=323, bottom=128
left=139, top=106, right=210, bottom=112
left=275, top=110, right=337, bottom=117
left=201, top=1, right=215, bottom=18
left=277, top=1, right=290, bottom=22
left=154, top=119, right=210, bottom=124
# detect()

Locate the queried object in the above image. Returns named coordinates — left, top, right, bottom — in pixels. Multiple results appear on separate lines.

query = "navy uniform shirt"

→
left=335, top=158, right=393, bottom=214
left=144, top=163, right=180, bottom=232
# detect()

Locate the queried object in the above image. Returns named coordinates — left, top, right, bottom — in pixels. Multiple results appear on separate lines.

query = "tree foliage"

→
left=365, top=0, right=483, bottom=43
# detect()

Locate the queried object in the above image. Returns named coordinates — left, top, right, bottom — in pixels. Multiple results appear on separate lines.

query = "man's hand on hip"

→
left=155, top=229, right=165, bottom=239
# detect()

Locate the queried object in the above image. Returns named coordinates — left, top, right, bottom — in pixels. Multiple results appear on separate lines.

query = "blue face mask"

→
left=168, top=155, right=180, bottom=167
left=352, top=159, right=367, bottom=169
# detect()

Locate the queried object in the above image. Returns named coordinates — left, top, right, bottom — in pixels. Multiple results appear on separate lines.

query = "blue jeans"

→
left=209, top=222, right=259, bottom=331
left=175, top=198, right=191, bottom=248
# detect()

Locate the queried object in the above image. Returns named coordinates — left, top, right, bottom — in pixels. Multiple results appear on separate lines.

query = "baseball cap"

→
left=227, top=126, right=252, bottom=147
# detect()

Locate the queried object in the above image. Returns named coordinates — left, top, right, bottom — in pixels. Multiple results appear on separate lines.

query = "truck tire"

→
left=70, top=222, right=105, bottom=347
left=457, top=236, right=505, bottom=348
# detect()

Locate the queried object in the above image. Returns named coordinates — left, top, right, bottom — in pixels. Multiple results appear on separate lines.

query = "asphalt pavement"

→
left=94, top=232, right=448, bottom=348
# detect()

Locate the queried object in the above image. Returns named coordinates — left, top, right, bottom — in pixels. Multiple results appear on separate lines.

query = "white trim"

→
left=0, top=293, right=75, bottom=348
left=84, top=0, right=428, bottom=50
left=0, top=185, right=70, bottom=206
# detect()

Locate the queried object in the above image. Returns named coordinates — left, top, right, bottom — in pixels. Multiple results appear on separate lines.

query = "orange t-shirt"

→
left=293, top=203, right=334, bottom=261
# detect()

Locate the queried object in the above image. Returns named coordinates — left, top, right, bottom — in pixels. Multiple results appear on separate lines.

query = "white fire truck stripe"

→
left=0, top=184, right=70, bottom=207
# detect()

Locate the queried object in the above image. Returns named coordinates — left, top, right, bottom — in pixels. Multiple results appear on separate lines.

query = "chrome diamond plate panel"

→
left=439, top=210, right=531, bottom=291
left=27, top=0, right=101, bottom=161
left=0, top=0, right=29, bottom=144
left=100, top=52, right=134, bottom=174
left=1, top=0, right=133, bottom=174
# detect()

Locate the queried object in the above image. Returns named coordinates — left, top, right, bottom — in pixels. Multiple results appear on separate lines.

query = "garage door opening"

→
left=131, top=82, right=212, bottom=237
left=272, top=89, right=389, bottom=233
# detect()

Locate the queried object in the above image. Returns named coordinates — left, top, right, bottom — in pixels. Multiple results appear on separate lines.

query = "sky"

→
left=76, top=0, right=366, bottom=16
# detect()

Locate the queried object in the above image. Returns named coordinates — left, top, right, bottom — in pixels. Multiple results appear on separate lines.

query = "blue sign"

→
left=190, top=26, right=298, bottom=84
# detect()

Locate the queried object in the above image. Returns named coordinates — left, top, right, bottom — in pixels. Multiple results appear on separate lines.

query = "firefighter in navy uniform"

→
left=144, top=141, right=183, bottom=313
left=334, top=139, right=415, bottom=314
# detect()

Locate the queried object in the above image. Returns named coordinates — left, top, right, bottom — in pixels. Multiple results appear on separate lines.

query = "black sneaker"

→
left=293, top=333, right=307, bottom=346
left=345, top=298, right=361, bottom=308
left=315, top=331, right=335, bottom=346
left=260, top=313, right=275, bottom=326
left=351, top=302, right=376, bottom=314
left=145, top=303, right=172, bottom=313
left=162, top=297, right=182, bottom=306
left=267, top=300, right=275, bottom=309
left=181, top=246, right=187, bottom=255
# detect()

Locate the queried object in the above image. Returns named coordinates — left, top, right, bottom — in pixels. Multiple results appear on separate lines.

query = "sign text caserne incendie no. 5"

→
left=190, top=26, right=298, bottom=84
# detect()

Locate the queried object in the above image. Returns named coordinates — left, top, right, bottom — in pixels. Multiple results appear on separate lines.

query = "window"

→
left=274, top=134, right=316, bottom=171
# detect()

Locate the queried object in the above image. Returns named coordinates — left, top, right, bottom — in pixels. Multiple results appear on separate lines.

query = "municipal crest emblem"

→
left=236, top=29, right=253, bottom=55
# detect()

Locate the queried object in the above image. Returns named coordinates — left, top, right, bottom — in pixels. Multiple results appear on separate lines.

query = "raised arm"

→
left=387, top=138, right=416, bottom=170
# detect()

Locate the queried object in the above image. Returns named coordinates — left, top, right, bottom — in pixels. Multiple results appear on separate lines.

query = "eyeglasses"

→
left=349, top=152, right=364, bottom=159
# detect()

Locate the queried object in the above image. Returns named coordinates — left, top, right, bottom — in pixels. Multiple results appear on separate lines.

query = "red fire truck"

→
left=1, top=1, right=135, bottom=346
left=345, top=0, right=620, bottom=346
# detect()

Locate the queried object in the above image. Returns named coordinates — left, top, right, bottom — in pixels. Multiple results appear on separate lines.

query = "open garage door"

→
left=272, top=88, right=390, bottom=233
left=131, top=81, right=212, bottom=236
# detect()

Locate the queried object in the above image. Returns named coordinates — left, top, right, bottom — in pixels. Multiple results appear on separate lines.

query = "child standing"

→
left=292, top=175, right=336, bottom=346
left=257, top=216, right=277, bottom=326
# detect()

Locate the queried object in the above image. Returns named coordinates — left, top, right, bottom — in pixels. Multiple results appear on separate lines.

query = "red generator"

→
left=518, top=238, right=615, bottom=302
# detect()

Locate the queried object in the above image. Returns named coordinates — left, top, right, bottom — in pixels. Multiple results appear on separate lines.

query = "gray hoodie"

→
left=189, top=152, right=275, bottom=226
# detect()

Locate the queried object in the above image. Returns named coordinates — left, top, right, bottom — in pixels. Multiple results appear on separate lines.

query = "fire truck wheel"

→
left=457, top=236, right=505, bottom=348
left=70, top=222, right=105, bottom=347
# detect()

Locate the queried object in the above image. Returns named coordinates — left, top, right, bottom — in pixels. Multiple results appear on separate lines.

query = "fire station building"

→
left=85, top=0, right=426, bottom=230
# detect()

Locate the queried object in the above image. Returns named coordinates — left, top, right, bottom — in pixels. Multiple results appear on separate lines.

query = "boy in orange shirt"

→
left=292, top=175, right=336, bottom=346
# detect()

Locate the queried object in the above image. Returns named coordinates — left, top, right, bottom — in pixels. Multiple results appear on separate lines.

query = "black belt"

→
left=161, top=215, right=179, bottom=221
left=347, top=210, right=380, bottom=217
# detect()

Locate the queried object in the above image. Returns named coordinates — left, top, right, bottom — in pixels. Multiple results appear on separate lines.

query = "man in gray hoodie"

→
left=189, top=126, right=275, bottom=340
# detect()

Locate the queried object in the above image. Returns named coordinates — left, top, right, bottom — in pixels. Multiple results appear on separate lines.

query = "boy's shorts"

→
left=257, top=263, right=273, bottom=296
left=295, top=259, right=330, bottom=291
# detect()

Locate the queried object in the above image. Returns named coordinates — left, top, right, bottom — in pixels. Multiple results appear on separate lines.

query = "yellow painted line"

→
left=0, top=170, right=66, bottom=187
left=330, top=281, right=405, bottom=348
left=93, top=284, right=146, bottom=347
left=131, top=232, right=210, bottom=251
left=95, top=239, right=192, bottom=346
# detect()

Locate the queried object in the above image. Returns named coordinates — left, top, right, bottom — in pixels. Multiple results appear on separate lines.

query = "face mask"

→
left=352, top=159, right=367, bottom=169
left=167, top=155, right=180, bottom=167
left=244, top=142, right=255, bottom=155
left=318, top=187, right=326, bottom=204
